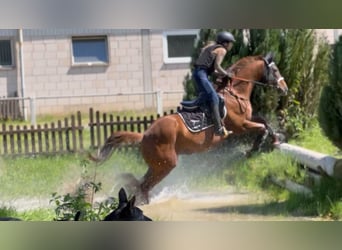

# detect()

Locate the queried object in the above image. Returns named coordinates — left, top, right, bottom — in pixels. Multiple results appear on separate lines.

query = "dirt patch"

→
left=0, top=187, right=327, bottom=221
left=141, top=189, right=324, bottom=221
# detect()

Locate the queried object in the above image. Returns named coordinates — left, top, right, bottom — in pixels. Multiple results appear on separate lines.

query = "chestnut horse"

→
left=91, top=52, right=288, bottom=204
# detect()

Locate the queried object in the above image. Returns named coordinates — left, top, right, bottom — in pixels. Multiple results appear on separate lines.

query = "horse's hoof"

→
left=244, top=150, right=253, bottom=158
left=135, top=191, right=150, bottom=206
left=272, top=140, right=281, bottom=146
left=274, top=132, right=286, bottom=144
left=136, top=197, right=149, bottom=206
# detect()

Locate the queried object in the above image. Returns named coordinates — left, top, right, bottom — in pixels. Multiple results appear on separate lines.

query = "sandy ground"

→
left=140, top=189, right=323, bottom=221
left=1, top=187, right=326, bottom=221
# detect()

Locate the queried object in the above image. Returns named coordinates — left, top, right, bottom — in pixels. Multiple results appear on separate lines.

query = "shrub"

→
left=318, top=35, right=342, bottom=150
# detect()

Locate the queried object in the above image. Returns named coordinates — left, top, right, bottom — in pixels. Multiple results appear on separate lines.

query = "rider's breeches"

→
left=192, top=68, right=219, bottom=106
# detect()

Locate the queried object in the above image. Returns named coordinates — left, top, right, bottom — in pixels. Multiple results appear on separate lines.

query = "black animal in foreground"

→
left=103, top=188, right=152, bottom=221
left=0, top=188, right=152, bottom=222
left=0, top=217, right=21, bottom=221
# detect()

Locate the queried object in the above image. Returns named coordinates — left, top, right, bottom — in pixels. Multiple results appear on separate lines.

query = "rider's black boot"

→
left=211, top=103, right=229, bottom=137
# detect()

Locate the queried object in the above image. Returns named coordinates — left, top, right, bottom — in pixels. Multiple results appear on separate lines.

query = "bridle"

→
left=221, top=58, right=285, bottom=112
left=230, top=60, right=284, bottom=90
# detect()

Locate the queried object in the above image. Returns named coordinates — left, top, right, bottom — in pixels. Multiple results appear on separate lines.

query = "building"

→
left=0, top=29, right=199, bottom=117
left=0, top=29, right=341, bottom=118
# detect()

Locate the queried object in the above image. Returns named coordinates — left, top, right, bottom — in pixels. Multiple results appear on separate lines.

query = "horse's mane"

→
left=229, top=55, right=264, bottom=73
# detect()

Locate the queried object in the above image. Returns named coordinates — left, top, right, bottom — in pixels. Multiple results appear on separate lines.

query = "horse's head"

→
left=263, top=52, right=288, bottom=96
left=103, top=188, right=152, bottom=221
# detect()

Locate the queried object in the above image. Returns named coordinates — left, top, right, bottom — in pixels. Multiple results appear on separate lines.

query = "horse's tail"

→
left=89, top=131, right=143, bottom=164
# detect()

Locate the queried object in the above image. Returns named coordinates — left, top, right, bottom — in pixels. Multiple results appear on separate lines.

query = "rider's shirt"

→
left=194, top=44, right=223, bottom=75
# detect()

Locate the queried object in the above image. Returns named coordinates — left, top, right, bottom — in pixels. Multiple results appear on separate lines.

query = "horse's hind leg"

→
left=138, top=155, right=177, bottom=205
left=137, top=145, right=178, bottom=204
left=135, top=116, right=179, bottom=204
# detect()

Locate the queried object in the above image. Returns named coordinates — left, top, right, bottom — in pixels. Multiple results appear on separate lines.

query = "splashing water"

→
left=150, top=183, right=191, bottom=203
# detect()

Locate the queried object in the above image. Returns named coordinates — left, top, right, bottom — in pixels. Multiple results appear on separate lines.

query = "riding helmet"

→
left=216, top=31, right=235, bottom=44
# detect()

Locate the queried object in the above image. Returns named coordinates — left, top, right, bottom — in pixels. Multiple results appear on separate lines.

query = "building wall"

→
left=2, top=29, right=340, bottom=116
left=1, top=29, right=191, bottom=116
left=150, top=30, right=190, bottom=109
left=0, top=68, right=18, bottom=97
left=315, top=29, right=341, bottom=44
left=0, top=30, right=19, bottom=98
left=23, top=29, right=155, bottom=114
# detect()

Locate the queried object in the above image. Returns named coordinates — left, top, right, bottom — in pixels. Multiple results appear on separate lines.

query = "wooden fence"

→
left=88, top=107, right=176, bottom=149
left=0, top=108, right=178, bottom=156
left=0, top=97, right=23, bottom=121
left=0, top=112, right=83, bottom=156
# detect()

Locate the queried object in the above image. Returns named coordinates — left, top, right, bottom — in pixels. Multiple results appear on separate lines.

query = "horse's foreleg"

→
left=251, top=116, right=280, bottom=145
left=242, top=120, right=268, bottom=156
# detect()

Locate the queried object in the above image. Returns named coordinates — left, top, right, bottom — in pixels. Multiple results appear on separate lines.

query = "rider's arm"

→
left=213, top=47, right=228, bottom=77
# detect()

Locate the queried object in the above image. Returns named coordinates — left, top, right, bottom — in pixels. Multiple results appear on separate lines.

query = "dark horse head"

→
left=0, top=217, right=22, bottom=221
left=103, top=188, right=152, bottom=221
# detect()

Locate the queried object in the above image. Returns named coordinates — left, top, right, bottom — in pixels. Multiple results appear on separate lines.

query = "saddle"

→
left=177, top=95, right=226, bottom=133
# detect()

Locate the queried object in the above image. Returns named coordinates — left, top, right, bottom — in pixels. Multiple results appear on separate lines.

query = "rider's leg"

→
left=193, top=68, right=228, bottom=137
left=210, top=95, right=228, bottom=137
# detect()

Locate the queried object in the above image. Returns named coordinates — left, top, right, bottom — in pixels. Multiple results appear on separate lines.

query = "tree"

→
left=318, top=35, right=342, bottom=149
left=183, top=29, right=330, bottom=138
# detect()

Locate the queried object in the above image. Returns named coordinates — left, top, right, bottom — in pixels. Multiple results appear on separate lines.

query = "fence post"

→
left=156, top=90, right=163, bottom=115
left=30, top=97, right=36, bottom=126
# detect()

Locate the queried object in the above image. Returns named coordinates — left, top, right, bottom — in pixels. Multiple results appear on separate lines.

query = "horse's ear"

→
left=264, top=52, right=274, bottom=64
left=118, top=188, right=128, bottom=203
left=128, top=196, right=136, bottom=208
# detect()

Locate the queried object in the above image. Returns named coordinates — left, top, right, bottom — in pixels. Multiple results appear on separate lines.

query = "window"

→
left=0, top=39, right=14, bottom=68
left=162, top=30, right=199, bottom=64
left=71, top=36, right=109, bottom=66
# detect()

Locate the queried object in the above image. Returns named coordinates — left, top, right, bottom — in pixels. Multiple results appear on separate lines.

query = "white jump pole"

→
left=275, top=143, right=342, bottom=179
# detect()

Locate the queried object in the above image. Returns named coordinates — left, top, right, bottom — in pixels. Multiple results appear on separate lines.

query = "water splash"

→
left=150, top=183, right=191, bottom=203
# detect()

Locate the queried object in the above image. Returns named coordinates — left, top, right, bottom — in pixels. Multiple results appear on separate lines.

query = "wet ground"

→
left=140, top=187, right=325, bottom=221
left=1, top=187, right=327, bottom=221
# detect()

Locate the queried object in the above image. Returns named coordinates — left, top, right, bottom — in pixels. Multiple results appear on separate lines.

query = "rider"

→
left=193, top=31, right=235, bottom=137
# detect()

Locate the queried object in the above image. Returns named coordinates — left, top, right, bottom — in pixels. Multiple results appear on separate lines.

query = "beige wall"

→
left=0, top=69, right=18, bottom=97
left=3, top=29, right=339, bottom=116
left=150, top=30, right=190, bottom=109
left=1, top=29, right=191, bottom=116
left=23, top=30, right=153, bottom=114
left=0, top=34, right=19, bottom=98
left=315, top=29, right=341, bottom=44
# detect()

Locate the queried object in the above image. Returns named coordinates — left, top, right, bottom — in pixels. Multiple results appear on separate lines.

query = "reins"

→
left=229, top=60, right=284, bottom=90
left=230, top=75, right=282, bottom=89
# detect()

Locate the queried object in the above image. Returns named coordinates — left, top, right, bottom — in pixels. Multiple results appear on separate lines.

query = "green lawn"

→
left=1, top=117, right=341, bottom=220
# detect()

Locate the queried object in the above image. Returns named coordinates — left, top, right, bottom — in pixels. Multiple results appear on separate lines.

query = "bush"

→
left=184, top=29, right=331, bottom=138
left=50, top=182, right=118, bottom=221
left=318, top=35, right=342, bottom=150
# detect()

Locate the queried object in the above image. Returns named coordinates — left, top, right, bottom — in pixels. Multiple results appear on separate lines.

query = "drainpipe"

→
left=141, top=29, right=153, bottom=110
left=18, top=28, right=26, bottom=120
left=333, top=29, right=339, bottom=42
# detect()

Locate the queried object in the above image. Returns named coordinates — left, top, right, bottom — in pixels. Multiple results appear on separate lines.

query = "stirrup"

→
left=215, top=127, right=230, bottom=138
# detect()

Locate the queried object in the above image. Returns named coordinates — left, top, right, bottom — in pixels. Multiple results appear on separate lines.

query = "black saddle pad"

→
left=177, top=107, right=213, bottom=133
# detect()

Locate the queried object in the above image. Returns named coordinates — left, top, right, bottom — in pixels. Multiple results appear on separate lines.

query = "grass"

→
left=0, top=145, right=242, bottom=221
left=1, top=115, right=341, bottom=220
left=225, top=122, right=342, bottom=219
left=288, top=122, right=341, bottom=156
left=0, top=150, right=147, bottom=220
left=0, top=154, right=83, bottom=198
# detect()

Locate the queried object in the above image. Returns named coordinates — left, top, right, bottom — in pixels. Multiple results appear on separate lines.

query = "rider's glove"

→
left=226, top=69, right=234, bottom=79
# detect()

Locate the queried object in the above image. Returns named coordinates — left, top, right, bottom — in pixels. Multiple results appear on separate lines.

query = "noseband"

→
left=265, top=61, right=284, bottom=87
